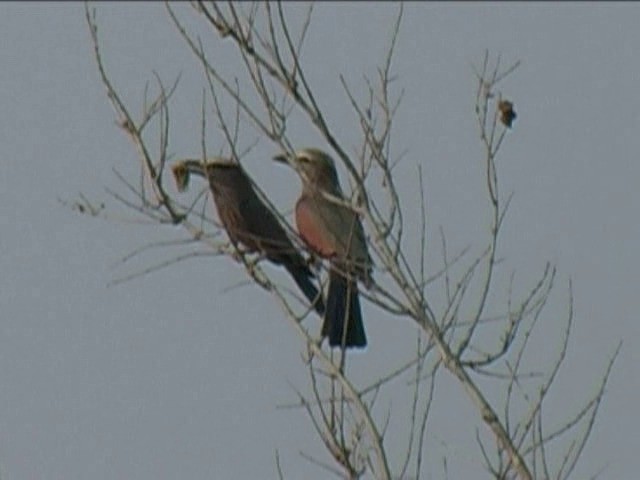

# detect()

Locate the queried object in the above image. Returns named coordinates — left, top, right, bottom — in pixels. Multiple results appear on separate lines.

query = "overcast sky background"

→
left=1, top=3, right=638, bottom=479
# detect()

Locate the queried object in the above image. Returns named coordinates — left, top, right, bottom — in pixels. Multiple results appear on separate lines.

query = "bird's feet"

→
left=230, top=244, right=250, bottom=263
left=305, top=253, right=322, bottom=273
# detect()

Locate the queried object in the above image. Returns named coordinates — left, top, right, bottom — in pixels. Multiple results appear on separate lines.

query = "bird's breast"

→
left=295, top=198, right=336, bottom=258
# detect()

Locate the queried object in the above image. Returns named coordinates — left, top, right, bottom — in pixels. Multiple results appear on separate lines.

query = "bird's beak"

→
left=272, top=153, right=292, bottom=165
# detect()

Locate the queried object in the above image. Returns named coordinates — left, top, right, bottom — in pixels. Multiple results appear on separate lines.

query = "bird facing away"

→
left=274, top=148, right=372, bottom=348
left=171, top=158, right=325, bottom=315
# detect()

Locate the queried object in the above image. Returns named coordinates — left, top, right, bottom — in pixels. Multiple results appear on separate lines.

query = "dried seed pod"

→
left=498, top=99, right=517, bottom=128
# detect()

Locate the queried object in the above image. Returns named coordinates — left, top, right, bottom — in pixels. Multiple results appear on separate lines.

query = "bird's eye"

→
left=298, top=156, right=309, bottom=163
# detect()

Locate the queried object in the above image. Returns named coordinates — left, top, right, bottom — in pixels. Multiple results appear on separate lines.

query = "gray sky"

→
left=1, top=3, right=638, bottom=479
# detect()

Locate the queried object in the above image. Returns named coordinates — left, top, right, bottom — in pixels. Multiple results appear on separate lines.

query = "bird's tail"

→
left=323, top=270, right=367, bottom=348
left=284, top=262, right=326, bottom=316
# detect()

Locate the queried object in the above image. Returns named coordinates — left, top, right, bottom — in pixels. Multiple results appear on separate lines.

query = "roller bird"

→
left=171, top=158, right=325, bottom=315
left=274, top=148, right=372, bottom=348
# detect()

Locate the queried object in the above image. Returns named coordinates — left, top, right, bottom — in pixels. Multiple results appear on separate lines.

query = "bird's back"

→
left=208, top=165, right=305, bottom=266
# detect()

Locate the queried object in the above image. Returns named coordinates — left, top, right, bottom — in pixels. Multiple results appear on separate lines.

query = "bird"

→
left=171, top=158, right=325, bottom=316
left=273, top=148, right=372, bottom=348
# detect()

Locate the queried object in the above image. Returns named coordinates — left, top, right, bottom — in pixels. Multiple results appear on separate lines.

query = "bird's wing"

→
left=239, top=190, right=302, bottom=261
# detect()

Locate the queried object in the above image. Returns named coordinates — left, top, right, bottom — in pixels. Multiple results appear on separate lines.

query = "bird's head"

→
left=171, top=157, right=242, bottom=193
left=273, top=148, right=340, bottom=189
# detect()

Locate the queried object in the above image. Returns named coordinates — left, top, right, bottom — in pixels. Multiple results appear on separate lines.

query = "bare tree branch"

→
left=82, top=4, right=618, bottom=479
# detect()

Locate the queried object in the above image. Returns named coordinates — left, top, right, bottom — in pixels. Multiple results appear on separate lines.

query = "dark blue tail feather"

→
left=284, top=263, right=325, bottom=315
left=323, top=270, right=367, bottom=348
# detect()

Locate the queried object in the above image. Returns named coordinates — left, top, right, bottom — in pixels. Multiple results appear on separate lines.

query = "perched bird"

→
left=274, top=148, right=372, bottom=348
left=171, top=158, right=325, bottom=315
